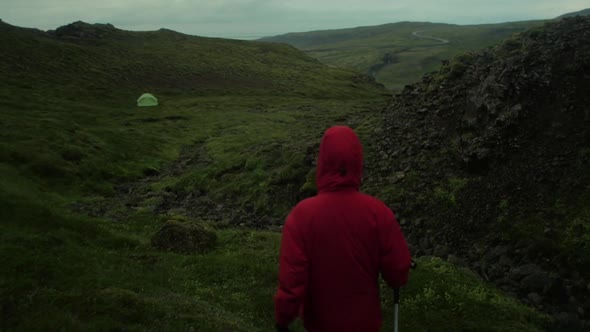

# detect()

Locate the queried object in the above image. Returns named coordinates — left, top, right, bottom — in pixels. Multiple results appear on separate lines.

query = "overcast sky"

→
left=1, top=0, right=588, bottom=38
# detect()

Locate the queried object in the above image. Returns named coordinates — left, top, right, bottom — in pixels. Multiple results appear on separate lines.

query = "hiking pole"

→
left=394, top=260, right=417, bottom=332
left=394, top=288, right=400, bottom=332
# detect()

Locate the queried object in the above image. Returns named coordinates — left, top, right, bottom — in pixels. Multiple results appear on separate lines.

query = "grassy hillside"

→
left=1, top=21, right=384, bottom=99
left=0, top=20, right=549, bottom=331
left=262, top=20, right=544, bottom=90
left=1, top=187, right=548, bottom=331
left=0, top=20, right=385, bottom=219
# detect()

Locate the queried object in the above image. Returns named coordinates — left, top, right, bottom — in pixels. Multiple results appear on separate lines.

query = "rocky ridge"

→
left=365, top=17, right=590, bottom=330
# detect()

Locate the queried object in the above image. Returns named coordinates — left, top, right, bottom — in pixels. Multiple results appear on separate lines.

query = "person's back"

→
left=275, top=126, right=412, bottom=332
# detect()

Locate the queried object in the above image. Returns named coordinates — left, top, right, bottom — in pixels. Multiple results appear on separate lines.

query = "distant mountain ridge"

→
left=261, top=21, right=446, bottom=48
left=261, top=20, right=545, bottom=90
left=559, top=8, right=590, bottom=18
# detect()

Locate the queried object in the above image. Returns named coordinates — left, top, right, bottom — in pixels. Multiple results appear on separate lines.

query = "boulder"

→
left=508, top=264, right=541, bottom=281
left=553, top=312, right=582, bottom=331
left=528, top=292, right=543, bottom=306
left=489, top=245, right=510, bottom=260
left=447, top=254, right=467, bottom=267
left=151, top=220, right=217, bottom=254
left=434, top=245, right=450, bottom=258
left=498, top=255, right=514, bottom=269
left=521, top=272, right=552, bottom=293
left=54, top=21, right=117, bottom=40
left=419, top=237, right=431, bottom=250
left=543, top=278, right=569, bottom=303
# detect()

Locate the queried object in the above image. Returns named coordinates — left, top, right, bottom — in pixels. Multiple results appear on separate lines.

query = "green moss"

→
left=496, top=37, right=524, bottom=57
left=559, top=203, right=590, bottom=267
left=448, top=61, right=468, bottom=79
left=434, top=177, right=469, bottom=206
left=0, top=212, right=550, bottom=332
left=385, top=257, right=551, bottom=332
left=300, top=168, right=317, bottom=197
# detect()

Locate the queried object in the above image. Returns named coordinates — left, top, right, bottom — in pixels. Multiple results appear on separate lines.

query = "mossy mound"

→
left=151, top=220, right=217, bottom=254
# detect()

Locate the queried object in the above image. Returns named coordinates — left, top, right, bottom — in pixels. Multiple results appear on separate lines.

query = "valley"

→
left=262, top=20, right=546, bottom=90
left=1, top=14, right=589, bottom=332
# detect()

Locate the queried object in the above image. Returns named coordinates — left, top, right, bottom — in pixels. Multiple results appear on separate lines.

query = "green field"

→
left=262, top=20, right=545, bottom=90
left=0, top=20, right=550, bottom=331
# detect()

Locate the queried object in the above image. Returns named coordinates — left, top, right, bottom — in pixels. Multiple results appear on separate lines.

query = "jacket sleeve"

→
left=378, top=207, right=412, bottom=288
left=274, top=210, right=309, bottom=327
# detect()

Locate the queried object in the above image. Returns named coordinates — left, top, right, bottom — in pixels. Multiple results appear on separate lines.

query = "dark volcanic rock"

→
left=433, top=244, right=450, bottom=258
left=521, top=272, right=552, bottom=293
left=365, top=17, right=590, bottom=323
left=509, top=264, right=542, bottom=282
left=51, top=21, right=117, bottom=41
left=528, top=292, right=543, bottom=306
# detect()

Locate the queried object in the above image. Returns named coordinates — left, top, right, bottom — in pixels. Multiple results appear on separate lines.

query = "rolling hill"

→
left=0, top=19, right=389, bottom=225
left=262, top=20, right=545, bottom=90
left=1, top=20, right=383, bottom=99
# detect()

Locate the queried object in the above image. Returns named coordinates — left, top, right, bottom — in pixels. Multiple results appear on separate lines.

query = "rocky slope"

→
left=365, top=17, right=590, bottom=330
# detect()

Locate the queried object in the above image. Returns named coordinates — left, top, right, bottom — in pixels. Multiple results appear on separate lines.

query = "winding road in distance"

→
left=412, top=30, right=450, bottom=45
left=371, top=31, right=451, bottom=78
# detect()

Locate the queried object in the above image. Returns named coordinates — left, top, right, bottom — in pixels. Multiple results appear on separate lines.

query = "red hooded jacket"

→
left=275, top=126, right=412, bottom=332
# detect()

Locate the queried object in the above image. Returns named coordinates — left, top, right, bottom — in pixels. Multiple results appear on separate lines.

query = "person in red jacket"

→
left=274, top=125, right=412, bottom=332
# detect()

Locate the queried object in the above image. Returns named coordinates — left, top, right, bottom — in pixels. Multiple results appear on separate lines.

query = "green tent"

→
left=137, top=93, right=158, bottom=107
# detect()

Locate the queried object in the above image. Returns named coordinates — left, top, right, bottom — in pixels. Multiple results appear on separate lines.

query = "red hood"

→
left=316, top=126, right=363, bottom=192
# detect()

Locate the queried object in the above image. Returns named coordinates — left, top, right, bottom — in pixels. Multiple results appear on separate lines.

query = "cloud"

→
left=1, top=0, right=588, bottom=37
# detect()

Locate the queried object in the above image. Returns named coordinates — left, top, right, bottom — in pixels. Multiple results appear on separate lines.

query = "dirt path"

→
left=412, top=30, right=450, bottom=45
left=371, top=31, right=450, bottom=78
